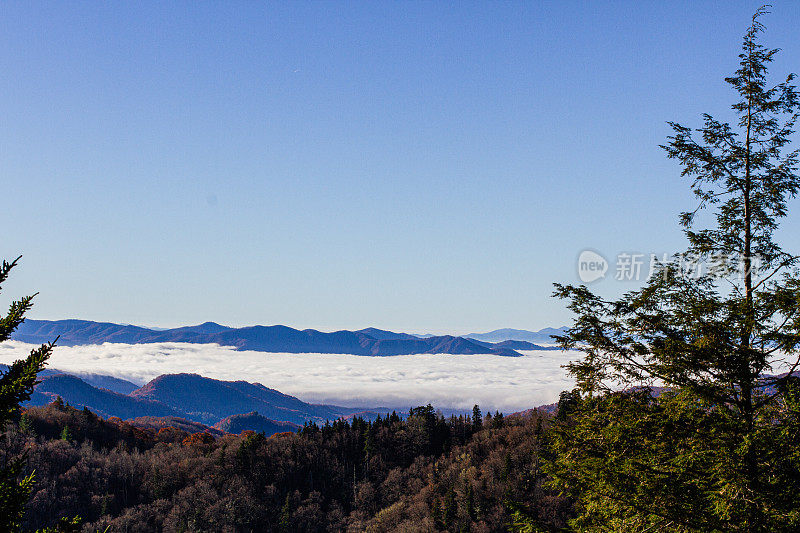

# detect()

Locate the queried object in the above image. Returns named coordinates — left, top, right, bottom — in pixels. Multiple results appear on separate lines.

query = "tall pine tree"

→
left=547, top=8, right=800, bottom=531
left=0, top=257, right=54, bottom=532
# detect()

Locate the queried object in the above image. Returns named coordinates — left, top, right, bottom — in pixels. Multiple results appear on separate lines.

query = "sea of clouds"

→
left=0, top=341, right=579, bottom=412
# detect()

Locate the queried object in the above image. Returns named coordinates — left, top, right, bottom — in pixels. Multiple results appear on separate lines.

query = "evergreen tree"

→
left=548, top=8, right=800, bottom=531
left=472, top=404, right=482, bottom=430
left=442, top=488, right=457, bottom=529
left=492, top=410, right=504, bottom=429
left=0, top=257, right=54, bottom=532
left=17, top=414, right=33, bottom=437
left=278, top=494, right=291, bottom=532
left=51, top=396, right=64, bottom=410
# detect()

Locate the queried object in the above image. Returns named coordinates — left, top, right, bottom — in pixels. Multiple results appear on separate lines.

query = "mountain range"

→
left=0, top=361, right=386, bottom=435
left=23, top=369, right=380, bottom=427
left=11, top=319, right=563, bottom=356
left=464, top=327, right=566, bottom=344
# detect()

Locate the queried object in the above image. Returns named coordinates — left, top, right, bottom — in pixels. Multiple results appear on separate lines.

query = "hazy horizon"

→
left=18, top=317, right=567, bottom=338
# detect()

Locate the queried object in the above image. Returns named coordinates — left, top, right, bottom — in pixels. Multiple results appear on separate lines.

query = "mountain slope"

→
left=127, top=416, right=226, bottom=436
left=30, top=374, right=181, bottom=419
left=68, top=372, right=140, bottom=394
left=1, top=364, right=140, bottom=395
left=493, top=340, right=561, bottom=351
left=25, top=372, right=369, bottom=426
left=130, top=373, right=350, bottom=425
left=355, top=328, right=419, bottom=341
left=214, top=412, right=300, bottom=436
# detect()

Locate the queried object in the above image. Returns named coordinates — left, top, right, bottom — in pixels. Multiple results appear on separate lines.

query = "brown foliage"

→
left=2, top=403, right=572, bottom=531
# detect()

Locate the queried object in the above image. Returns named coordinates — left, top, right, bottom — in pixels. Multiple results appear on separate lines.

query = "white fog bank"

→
left=0, top=341, right=579, bottom=412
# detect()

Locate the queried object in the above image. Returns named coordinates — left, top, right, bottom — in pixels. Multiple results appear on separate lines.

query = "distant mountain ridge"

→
left=11, top=320, right=560, bottom=356
left=464, top=327, right=568, bottom=344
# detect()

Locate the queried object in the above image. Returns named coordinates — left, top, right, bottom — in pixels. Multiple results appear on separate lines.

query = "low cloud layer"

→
left=0, top=341, right=579, bottom=412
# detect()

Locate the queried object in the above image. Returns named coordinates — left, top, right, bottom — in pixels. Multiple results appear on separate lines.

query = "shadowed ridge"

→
left=131, top=373, right=346, bottom=425
left=30, top=374, right=181, bottom=419
left=213, top=411, right=300, bottom=436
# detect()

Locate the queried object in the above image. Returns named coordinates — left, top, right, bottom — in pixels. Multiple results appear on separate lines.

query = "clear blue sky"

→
left=3, top=1, right=799, bottom=333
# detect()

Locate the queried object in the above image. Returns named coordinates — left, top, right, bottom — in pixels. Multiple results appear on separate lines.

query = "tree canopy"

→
left=0, top=257, right=55, bottom=532
left=548, top=7, right=800, bottom=532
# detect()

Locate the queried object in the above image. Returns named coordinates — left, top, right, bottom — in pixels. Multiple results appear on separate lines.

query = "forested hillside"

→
left=7, top=401, right=571, bottom=532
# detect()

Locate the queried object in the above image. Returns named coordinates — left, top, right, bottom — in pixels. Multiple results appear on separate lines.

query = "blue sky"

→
left=2, top=1, right=799, bottom=333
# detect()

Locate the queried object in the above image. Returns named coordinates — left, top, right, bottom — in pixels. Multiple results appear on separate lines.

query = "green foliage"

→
left=18, top=414, right=33, bottom=437
left=548, top=387, right=800, bottom=531
left=0, top=257, right=54, bottom=532
left=33, top=516, right=83, bottom=533
left=508, top=500, right=557, bottom=533
left=549, top=8, right=800, bottom=531
left=278, top=494, right=290, bottom=532
left=0, top=467, right=36, bottom=533
left=555, top=390, right=580, bottom=421
left=59, top=426, right=72, bottom=443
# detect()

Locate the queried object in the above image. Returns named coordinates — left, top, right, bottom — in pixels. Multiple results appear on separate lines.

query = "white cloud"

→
left=0, top=341, right=579, bottom=412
